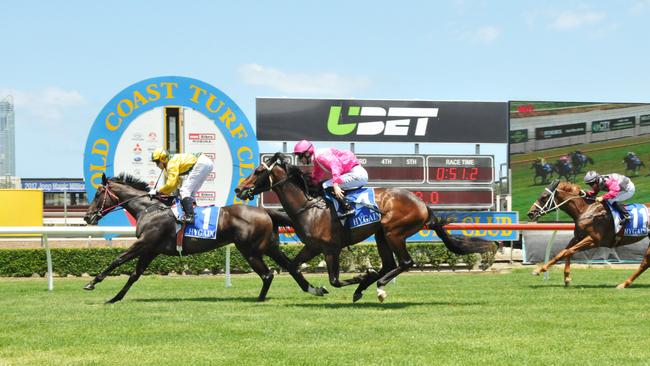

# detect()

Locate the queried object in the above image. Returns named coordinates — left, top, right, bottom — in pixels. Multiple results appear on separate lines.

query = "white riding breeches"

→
left=606, top=182, right=635, bottom=203
left=179, top=154, right=214, bottom=199
left=321, top=165, right=369, bottom=190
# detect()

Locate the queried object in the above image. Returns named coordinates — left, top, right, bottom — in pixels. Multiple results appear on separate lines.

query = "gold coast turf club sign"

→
left=83, top=76, right=258, bottom=227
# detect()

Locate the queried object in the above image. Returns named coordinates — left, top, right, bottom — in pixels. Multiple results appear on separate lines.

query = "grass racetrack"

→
left=3, top=270, right=650, bottom=365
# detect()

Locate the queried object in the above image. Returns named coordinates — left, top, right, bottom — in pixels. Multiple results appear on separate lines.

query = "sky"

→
left=1, top=0, right=649, bottom=178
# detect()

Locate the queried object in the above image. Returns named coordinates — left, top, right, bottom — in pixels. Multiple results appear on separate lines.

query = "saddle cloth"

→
left=171, top=199, right=220, bottom=240
left=608, top=202, right=649, bottom=237
left=324, top=187, right=381, bottom=229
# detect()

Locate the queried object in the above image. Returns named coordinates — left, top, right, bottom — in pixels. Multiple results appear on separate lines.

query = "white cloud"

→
left=550, top=10, right=606, bottom=30
left=238, top=63, right=371, bottom=97
left=629, top=0, right=650, bottom=15
left=0, top=87, right=86, bottom=123
left=460, top=26, right=500, bottom=44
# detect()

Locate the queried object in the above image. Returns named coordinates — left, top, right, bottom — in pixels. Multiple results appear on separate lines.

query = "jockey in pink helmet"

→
left=294, top=139, right=368, bottom=217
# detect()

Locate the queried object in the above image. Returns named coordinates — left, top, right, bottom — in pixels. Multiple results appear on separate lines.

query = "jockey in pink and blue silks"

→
left=584, top=170, right=635, bottom=223
left=293, top=140, right=369, bottom=217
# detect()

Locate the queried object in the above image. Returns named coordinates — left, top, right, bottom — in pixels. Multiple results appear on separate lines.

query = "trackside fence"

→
left=0, top=224, right=576, bottom=290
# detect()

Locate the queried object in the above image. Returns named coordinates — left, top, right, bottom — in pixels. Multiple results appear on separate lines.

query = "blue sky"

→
left=2, top=0, right=649, bottom=178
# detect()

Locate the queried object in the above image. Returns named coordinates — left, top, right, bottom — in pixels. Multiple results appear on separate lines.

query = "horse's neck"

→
left=272, top=180, right=315, bottom=217
left=112, top=186, right=150, bottom=218
left=556, top=191, right=586, bottom=221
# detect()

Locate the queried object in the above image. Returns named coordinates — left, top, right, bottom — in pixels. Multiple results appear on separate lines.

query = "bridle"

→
left=240, top=158, right=313, bottom=204
left=87, top=184, right=147, bottom=223
left=531, top=186, right=587, bottom=218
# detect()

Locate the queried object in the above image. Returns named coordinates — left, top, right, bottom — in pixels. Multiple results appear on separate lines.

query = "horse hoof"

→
left=83, top=283, right=95, bottom=291
left=320, top=287, right=329, bottom=295
left=616, top=284, right=626, bottom=289
left=564, top=281, right=571, bottom=287
left=531, top=270, right=540, bottom=276
left=377, top=287, right=387, bottom=303
left=352, top=292, right=363, bottom=303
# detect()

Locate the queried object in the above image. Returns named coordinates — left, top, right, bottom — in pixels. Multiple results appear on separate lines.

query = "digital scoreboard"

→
left=259, top=153, right=495, bottom=209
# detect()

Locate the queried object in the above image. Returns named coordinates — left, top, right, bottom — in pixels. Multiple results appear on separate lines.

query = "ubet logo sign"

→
left=327, top=106, right=439, bottom=136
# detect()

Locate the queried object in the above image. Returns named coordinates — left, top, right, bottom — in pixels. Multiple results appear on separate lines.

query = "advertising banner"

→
left=591, top=116, right=635, bottom=133
left=534, top=122, right=586, bottom=140
left=257, top=98, right=508, bottom=143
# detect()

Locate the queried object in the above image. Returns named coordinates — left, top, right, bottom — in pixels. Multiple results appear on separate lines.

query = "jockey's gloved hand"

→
left=148, top=189, right=157, bottom=197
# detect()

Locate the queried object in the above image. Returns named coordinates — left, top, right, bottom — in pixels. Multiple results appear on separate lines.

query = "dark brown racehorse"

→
left=83, top=173, right=327, bottom=303
left=527, top=179, right=650, bottom=288
left=235, top=153, right=495, bottom=302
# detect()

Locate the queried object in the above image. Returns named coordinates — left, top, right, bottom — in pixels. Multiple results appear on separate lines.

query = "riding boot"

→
left=181, top=197, right=195, bottom=225
left=613, top=201, right=630, bottom=223
left=325, top=187, right=355, bottom=217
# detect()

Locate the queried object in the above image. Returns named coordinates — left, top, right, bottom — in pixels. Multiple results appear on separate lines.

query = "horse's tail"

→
left=265, top=208, right=294, bottom=232
left=425, top=207, right=497, bottom=255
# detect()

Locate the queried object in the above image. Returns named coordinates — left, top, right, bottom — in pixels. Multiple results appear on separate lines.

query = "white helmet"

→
left=584, top=170, right=600, bottom=185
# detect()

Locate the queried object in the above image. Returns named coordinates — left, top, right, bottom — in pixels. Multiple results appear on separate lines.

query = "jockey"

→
left=583, top=170, right=634, bottom=223
left=293, top=139, right=368, bottom=217
left=536, top=157, right=547, bottom=165
left=150, top=148, right=214, bottom=225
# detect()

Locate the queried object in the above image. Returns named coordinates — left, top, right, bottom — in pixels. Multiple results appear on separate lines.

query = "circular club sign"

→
left=83, top=76, right=258, bottom=227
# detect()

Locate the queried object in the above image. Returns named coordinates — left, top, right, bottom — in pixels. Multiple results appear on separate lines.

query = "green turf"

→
left=2, top=270, right=650, bottom=365
left=511, top=134, right=650, bottom=221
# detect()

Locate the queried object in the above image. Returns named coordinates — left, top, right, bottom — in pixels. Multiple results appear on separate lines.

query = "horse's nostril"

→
left=234, top=188, right=241, bottom=194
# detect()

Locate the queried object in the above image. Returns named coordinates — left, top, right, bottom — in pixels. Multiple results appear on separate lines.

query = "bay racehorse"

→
left=568, top=151, right=594, bottom=173
left=527, top=179, right=650, bottom=288
left=623, top=154, right=645, bottom=176
left=531, top=161, right=554, bottom=185
left=83, top=173, right=327, bottom=303
left=235, top=153, right=495, bottom=302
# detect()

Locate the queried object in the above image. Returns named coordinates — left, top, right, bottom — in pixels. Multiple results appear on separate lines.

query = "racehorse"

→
left=527, top=179, right=650, bottom=288
left=553, top=159, right=575, bottom=182
left=234, top=153, right=495, bottom=302
left=531, top=161, right=554, bottom=185
left=568, top=151, right=594, bottom=173
left=623, top=154, right=645, bottom=176
left=83, top=173, right=327, bottom=303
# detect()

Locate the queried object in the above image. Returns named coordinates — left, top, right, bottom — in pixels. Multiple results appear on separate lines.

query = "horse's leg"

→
left=532, top=236, right=593, bottom=276
left=375, top=234, right=413, bottom=302
left=105, top=252, right=157, bottom=304
left=288, top=244, right=330, bottom=295
left=616, top=245, right=650, bottom=289
left=563, top=255, right=572, bottom=287
left=84, top=243, right=143, bottom=290
left=242, top=250, right=276, bottom=302
left=265, top=244, right=328, bottom=296
left=353, top=231, right=396, bottom=303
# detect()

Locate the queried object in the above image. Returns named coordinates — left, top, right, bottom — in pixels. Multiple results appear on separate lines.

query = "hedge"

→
left=0, top=243, right=495, bottom=277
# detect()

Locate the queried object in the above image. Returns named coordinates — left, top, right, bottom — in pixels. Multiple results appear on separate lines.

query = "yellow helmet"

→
left=151, top=148, right=169, bottom=163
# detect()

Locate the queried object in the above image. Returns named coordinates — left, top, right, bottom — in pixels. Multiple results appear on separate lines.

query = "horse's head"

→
left=235, top=153, right=294, bottom=200
left=527, top=179, right=561, bottom=221
left=84, top=173, right=120, bottom=225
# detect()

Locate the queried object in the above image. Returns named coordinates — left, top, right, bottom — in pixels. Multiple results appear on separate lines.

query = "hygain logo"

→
left=327, top=106, right=439, bottom=136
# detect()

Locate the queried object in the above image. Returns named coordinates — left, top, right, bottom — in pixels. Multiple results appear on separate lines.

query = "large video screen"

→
left=510, top=101, right=650, bottom=222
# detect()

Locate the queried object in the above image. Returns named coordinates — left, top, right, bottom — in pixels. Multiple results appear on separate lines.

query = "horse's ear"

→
left=101, top=173, right=108, bottom=186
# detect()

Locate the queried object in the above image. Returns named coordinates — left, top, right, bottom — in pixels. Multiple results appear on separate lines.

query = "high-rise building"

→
left=0, top=96, right=16, bottom=176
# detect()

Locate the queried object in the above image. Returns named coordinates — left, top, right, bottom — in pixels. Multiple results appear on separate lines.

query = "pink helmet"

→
left=294, top=140, right=314, bottom=155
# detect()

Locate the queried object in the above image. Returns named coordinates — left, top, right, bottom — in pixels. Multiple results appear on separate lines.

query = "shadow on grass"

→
left=528, top=283, right=650, bottom=289
left=289, top=300, right=488, bottom=309
left=131, top=296, right=263, bottom=303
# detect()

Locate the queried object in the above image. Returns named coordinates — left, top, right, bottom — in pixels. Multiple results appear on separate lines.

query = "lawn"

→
left=2, top=270, right=650, bottom=365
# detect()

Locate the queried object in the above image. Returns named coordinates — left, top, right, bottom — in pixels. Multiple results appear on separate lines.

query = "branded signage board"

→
left=534, top=122, right=586, bottom=140
left=256, top=98, right=508, bottom=143
left=83, top=76, right=258, bottom=228
left=509, top=128, right=528, bottom=143
left=640, top=114, right=650, bottom=126
left=591, top=116, right=636, bottom=133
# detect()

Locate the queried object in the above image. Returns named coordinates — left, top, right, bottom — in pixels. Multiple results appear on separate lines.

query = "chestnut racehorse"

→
left=83, top=173, right=327, bottom=303
left=235, top=153, right=495, bottom=302
left=527, top=179, right=650, bottom=288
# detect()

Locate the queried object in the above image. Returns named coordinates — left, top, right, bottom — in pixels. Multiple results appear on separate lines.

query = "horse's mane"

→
left=266, top=152, right=321, bottom=195
left=557, top=181, right=583, bottom=194
left=109, top=173, right=150, bottom=192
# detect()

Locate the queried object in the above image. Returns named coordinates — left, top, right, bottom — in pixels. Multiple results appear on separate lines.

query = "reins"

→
left=533, top=187, right=587, bottom=217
